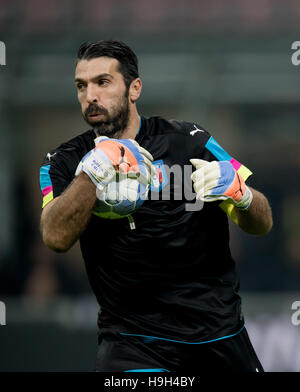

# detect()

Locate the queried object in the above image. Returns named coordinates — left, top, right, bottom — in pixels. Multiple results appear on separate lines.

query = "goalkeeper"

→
left=39, top=40, right=273, bottom=372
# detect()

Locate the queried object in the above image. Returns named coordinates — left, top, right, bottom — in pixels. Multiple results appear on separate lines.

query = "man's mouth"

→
left=87, top=113, right=104, bottom=119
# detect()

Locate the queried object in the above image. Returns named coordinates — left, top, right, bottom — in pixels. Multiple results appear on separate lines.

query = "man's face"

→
left=75, top=57, right=130, bottom=137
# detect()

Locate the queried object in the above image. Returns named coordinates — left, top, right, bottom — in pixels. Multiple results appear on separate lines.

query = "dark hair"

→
left=76, top=40, right=139, bottom=90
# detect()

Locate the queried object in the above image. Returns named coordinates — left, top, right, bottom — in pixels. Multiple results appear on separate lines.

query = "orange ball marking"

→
left=95, top=140, right=139, bottom=174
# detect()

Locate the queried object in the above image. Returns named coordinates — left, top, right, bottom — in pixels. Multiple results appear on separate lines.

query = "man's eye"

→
left=98, top=80, right=109, bottom=86
left=77, top=83, right=85, bottom=90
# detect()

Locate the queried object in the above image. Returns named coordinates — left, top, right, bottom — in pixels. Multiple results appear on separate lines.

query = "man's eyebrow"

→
left=75, top=73, right=114, bottom=83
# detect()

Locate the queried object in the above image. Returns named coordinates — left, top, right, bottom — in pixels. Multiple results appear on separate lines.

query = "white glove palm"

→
left=190, top=159, right=253, bottom=210
left=75, top=136, right=116, bottom=190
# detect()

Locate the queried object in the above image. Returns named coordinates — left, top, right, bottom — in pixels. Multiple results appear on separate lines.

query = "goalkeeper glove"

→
left=76, top=136, right=155, bottom=193
left=75, top=136, right=116, bottom=190
left=190, top=159, right=253, bottom=210
left=125, top=138, right=156, bottom=186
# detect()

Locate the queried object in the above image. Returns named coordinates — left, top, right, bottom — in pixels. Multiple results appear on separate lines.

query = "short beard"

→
left=83, top=92, right=130, bottom=139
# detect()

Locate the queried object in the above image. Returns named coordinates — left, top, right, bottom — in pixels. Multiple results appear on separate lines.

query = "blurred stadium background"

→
left=0, top=0, right=300, bottom=372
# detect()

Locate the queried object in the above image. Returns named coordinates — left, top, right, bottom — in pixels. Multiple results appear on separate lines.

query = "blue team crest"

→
left=149, top=159, right=168, bottom=192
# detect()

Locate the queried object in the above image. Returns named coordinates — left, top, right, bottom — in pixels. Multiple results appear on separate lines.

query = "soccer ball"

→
left=91, top=139, right=150, bottom=219
left=93, top=176, right=148, bottom=219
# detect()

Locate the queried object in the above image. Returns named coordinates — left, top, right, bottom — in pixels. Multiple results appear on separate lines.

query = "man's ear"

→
left=129, top=78, right=142, bottom=103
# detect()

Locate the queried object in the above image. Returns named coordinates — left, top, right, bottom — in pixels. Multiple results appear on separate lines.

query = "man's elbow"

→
left=253, top=223, right=273, bottom=236
left=257, top=210, right=274, bottom=236
left=264, top=217, right=273, bottom=235
left=41, top=230, right=73, bottom=253
left=244, top=217, right=273, bottom=236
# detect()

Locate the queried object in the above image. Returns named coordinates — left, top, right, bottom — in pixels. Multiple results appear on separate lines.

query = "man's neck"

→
left=119, top=110, right=140, bottom=140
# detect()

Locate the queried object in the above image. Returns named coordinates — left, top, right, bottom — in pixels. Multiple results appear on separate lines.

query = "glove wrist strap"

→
left=82, top=166, right=106, bottom=190
left=234, top=185, right=253, bottom=210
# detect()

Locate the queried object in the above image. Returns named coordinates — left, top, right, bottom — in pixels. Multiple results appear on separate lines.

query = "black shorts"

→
left=95, top=326, right=264, bottom=372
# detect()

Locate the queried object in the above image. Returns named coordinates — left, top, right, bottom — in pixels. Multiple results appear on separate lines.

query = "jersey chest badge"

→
left=149, top=159, right=168, bottom=192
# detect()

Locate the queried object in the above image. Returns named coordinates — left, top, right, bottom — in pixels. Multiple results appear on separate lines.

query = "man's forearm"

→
left=41, top=172, right=97, bottom=252
left=235, top=187, right=273, bottom=235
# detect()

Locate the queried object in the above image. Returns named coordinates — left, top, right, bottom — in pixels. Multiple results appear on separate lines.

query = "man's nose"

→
left=86, top=84, right=98, bottom=103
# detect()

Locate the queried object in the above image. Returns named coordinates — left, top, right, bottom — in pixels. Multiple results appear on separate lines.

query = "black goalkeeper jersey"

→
left=39, top=115, right=252, bottom=343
